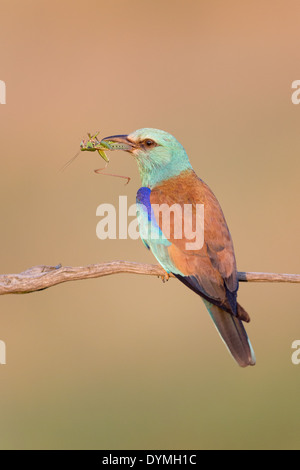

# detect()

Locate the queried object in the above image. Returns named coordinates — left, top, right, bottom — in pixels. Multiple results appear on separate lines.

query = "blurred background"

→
left=0, top=0, right=299, bottom=450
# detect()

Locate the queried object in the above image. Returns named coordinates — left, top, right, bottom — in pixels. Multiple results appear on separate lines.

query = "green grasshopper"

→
left=61, top=132, right=131, bottom=184
left=79, top=132, right=131, bottom=184
left=80, top=132, right=111, bottom=163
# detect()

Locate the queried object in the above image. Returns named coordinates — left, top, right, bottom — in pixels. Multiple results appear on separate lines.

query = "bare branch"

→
left=0, top=262, right=299, bottom=296
left=237, top=272, right=300, bottom=283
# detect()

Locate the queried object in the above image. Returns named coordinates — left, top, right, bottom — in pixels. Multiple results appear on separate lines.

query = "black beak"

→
left=100, top=134, right=136, bottom=152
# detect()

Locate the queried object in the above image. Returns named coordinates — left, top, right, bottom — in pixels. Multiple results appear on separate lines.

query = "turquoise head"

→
left=101, top=128, right=192, bottom=188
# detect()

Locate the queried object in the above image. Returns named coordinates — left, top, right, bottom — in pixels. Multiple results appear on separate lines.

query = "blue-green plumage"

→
left=132, top=129, right=192, bottom=188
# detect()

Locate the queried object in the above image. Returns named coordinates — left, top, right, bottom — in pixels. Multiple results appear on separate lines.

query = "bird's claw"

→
left=159, top=271, right=170, bottom=283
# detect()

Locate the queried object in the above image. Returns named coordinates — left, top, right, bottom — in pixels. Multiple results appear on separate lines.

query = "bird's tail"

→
left=203, top=299, right=256, bottom=367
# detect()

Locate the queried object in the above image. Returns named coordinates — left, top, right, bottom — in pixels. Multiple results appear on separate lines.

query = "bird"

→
left=101, top=128, right=256, bottom=367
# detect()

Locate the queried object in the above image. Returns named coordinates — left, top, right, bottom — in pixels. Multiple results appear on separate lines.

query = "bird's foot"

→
left=159, top=270, right=170, bottom=283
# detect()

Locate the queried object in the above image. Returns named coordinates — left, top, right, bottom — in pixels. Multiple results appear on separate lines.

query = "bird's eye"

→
left=144, top=139, right=155, bottom=147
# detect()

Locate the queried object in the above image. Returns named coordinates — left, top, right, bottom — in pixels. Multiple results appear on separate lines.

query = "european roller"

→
left=101, top=129, right=256, bottom=367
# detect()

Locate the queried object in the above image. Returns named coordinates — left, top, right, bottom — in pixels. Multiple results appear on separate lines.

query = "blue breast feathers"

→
left=136, top=187, right=182, bottom=275
left=136, top=187, right=170, bottom=245
left=136, top=187, right=152, bottom=221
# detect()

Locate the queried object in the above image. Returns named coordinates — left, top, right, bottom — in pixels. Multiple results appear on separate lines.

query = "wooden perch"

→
left=0, top=261, right=299, bottom=295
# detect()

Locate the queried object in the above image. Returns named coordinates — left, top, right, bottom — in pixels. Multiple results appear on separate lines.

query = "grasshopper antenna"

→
left=59, top=151, right=81, bottom=173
